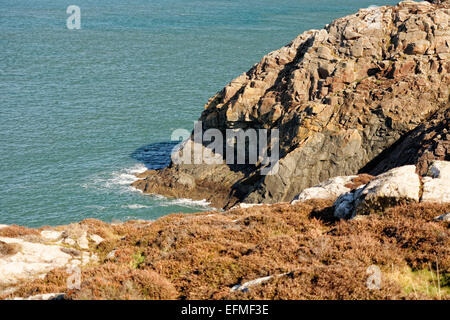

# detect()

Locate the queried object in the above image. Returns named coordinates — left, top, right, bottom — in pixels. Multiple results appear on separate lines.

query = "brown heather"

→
left=0, top=225, right=40, bottom=238
left=2, top=201, right=449, bottom=300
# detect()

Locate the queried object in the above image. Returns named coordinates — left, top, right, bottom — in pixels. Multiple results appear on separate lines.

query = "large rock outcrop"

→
left=291, top=161, right=449, bottom=219
left=295, top=160, right=450, bottom=219
left=334, top=165, right=422, bottom=219
left=133, top=0, right=450, bottom=208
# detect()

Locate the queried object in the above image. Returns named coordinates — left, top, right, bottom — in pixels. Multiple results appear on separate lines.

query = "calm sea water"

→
left=0, top=0, right=399, bottom=227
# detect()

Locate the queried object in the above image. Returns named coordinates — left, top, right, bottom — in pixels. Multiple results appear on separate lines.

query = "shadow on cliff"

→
left=131, top=141, right=179, bottom=170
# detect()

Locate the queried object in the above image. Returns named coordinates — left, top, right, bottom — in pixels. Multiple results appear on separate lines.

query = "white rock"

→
left=422, top=161, right=450, bottom=203
left=231, top=276, right=274, bottom=293
left=231, top=273, right=288, bottom=293
left=81, top=252, right=91, bottom=265
left=90, top=253, right=99, bottom=264
left=64, top=238, right=76, bottom=246
left=0, top=224, right=8, bottom=230
left=40, top=230, right=62, bottom=242
left=77, top=232, right=89, bottom=250
left=434, top=213, right=450, bottom=222
left=427, top=160, right=450, bottom=179
left=11, top=293, right=65, bottom=300
left=234, top=203, right=264, bottom=209
left=69, top=259, right=81, bottom=267
left=292, top=175, right=358, bottom=204
left=356, top=165, right=420, bottom=215
left=106, top=250, right=117, bottom=260
left=333, top=165, right=420, bottom=218
left=0, top=237, right=72, bottom=287
left=89, top=234, right=104, bottom=245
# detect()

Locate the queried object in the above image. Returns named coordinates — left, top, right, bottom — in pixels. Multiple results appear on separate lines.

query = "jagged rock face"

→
left=363, top=107, right=450, bottom=176
left=134, top=0, right=450, bottom=208
left=427, top=0, right=450, bottom=4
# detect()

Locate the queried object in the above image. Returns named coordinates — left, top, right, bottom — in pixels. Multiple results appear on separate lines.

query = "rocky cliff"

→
left=2, top=0, right=449, bottom=301
left=133, top=0, right=449, bottom=208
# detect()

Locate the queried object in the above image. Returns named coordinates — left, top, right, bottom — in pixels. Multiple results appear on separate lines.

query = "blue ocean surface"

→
left=0, top=0, right=399, bottom=227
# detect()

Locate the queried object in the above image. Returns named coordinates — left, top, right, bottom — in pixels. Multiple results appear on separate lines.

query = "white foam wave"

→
left=161, top=198, right=211, bottom=208
left=122, top=204, right=150, bottom=209
left=82, top=163, right=148, bottom=193
left=82, top=164, right=212, bottom=211
left=105, top=163, right=147, bottom=188
left=146, top=193, right=211, bottom=209
left=85, top=205, right=107, bottom=211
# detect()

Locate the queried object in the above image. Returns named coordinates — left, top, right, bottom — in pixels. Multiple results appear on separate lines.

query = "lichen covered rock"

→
left=292, top=176, right=358, bottom=204
left=333, top=162, right=450, bottom=219
left=422, top=160, right=450, bottom=203
left=355, top=165, right=421, bottom=215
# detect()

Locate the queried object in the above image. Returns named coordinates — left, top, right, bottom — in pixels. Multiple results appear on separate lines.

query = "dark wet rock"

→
left=362, top=108, right=450, bottom=176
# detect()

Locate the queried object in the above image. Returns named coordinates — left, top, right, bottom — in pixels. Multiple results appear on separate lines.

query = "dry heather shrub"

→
left=62, top=223, right=87, bottom=239
left=334, top=203, right=450, bottom=270
left=3, top=264, right=178, bottom=300
left=4, top=201, right=449, bottom=300
left=0, top=268, right=70, bottom=300
left=230, top=262, right=405, bottom=300
left=0, top=225, right=39, bottom=238
left=80, top=218, right=127, bottom=242
left=70, top=264, right=178, bottom=300
left=345, top=174, right=374, bottom=190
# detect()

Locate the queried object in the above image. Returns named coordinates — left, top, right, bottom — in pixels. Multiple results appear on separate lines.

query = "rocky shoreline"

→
left=1, top=161, right=448, bottom=299
left=1, top=156, right=449, bottom=299
left=1, top=172, right=448, bottom=299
